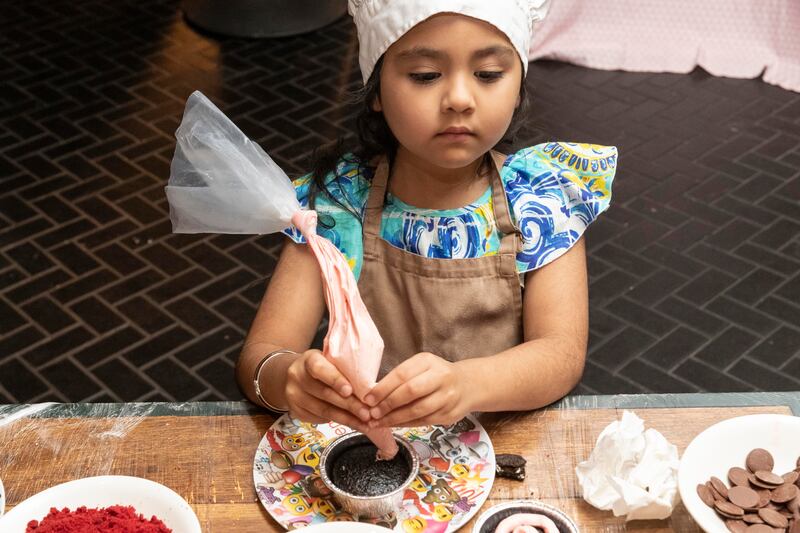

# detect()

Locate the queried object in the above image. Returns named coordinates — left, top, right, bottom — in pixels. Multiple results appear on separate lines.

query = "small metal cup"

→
left=319, top=432, right=419, bottom=519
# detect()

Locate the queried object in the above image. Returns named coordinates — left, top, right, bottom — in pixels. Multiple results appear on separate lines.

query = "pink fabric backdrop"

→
left=529, top=0, right=800, bottom=93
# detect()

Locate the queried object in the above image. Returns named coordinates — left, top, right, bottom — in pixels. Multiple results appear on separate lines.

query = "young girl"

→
left=236, top=0, right=617, bottom=434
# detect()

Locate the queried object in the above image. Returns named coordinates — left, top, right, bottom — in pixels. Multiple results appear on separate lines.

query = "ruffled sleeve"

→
left=281, top=174, right=312, bottom=244
left=280, top=155, right=370, bottom=278
left=501, top=142, right=617, bottom=273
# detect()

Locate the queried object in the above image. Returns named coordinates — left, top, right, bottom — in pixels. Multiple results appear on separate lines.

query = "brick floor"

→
left=1, top=0, right=798, bottom=403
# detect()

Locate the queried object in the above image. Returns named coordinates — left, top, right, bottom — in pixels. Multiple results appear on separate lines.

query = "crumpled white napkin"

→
left=575, top=410, right=679, bottom=521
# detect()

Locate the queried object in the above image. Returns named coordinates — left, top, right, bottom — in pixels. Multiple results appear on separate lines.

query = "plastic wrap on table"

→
left=1, top=393, right=798, bottom=532
left=0, top=402, right=264, bottom=531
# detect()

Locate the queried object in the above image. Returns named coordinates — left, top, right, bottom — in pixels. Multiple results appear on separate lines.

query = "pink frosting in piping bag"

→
left=291, top=210, right=398, bottom=460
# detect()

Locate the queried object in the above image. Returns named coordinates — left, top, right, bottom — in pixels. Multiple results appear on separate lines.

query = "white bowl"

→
left=678, top=413, right=800, bottom=533
left=0, top=475, right=201, bottom=533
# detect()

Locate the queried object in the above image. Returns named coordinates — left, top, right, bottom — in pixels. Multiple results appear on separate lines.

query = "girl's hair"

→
left=307, top=55, right=531, bottom=225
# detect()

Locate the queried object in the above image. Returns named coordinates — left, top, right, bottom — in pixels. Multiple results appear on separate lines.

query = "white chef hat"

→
left=348, top=0, right=550, bottom=84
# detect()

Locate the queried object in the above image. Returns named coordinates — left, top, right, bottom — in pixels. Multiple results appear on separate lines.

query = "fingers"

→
left=304, top=351, right=353, bottom=397
left=291, top=396, right=370, bottom=433
left=286, top=351, right=371, bottom=427
left=305, top=379, right=371, bottom=422
left=369, top=392, right=445, bottom=428
left=369, top=372, right=439, bottom=419
left=365, top=353, right=433, bottom=408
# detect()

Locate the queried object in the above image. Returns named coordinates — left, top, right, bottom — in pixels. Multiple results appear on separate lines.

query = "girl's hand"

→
left=285, top=349, right=372, bottom=432
left=365, top=352, right=474, bottom=428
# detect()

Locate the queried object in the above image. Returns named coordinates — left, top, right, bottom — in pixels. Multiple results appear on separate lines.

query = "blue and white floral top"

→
left=283, top=142, right=617, bottom=280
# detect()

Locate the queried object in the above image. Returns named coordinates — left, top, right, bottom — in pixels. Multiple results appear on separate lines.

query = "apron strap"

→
left=488, top=151, right=522, bottom=261
left=362, top=157, right=391, bottom=245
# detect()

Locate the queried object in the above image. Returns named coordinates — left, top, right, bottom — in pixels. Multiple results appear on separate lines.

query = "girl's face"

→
left=376, top=13, right=523, bottom=169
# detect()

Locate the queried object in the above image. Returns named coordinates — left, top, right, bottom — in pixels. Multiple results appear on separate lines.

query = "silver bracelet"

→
left=253, top=349, right=297, bottom=413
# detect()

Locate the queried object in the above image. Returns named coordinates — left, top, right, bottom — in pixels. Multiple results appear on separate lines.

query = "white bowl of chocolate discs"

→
left=678, top=414, right=800, bottom=533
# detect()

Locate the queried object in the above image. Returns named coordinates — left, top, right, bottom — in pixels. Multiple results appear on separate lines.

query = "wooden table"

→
left=1, top=393, right=798, bottom=532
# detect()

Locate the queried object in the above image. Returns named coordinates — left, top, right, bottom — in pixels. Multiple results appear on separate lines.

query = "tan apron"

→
left=358, top=152, right=524, bottom=376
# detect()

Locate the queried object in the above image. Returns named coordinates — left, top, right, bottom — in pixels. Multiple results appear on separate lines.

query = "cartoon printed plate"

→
left=253, top=414, right=495, bottom=532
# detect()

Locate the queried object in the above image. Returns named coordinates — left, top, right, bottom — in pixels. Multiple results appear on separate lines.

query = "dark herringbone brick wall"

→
left=1, top=1, right=798, bottom=403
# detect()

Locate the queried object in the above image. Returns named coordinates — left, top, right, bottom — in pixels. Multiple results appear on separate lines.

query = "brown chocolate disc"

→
left=747, top=449, right=775, bottom=473
left=717, top=500, right=745, bottom=517
left=745, top=524, right=775, bottom=533
left=755, top=471, right=785, bottom=486
left=709, top=481, right=727, bottom=501
left=698, top=483, right=716, bottom=508
left=730, top=486, right=761, bottom=509
left=712, top=476, right=731, bottom=499
left=744, top=524, right=776, bottom=533
left=788, top=494, right=800, bottom=513
left=784, top=471, right=800, bottom=485
left=730, top=467, right=753, bottom=486
left=759, top=508, right=789, bottom=528
left=757, top=489, right=772, bottom=508
left=743, top=513, right=764, bottom=524
left=751, top=478, right=781, bottom=490
left=725, top=519, right=748, bottom=533
left=772, top=483, right=799, bottom=504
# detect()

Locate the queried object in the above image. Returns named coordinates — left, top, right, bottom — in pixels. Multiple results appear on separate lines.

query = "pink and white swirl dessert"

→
left=494, top=512, right=560, bottom=533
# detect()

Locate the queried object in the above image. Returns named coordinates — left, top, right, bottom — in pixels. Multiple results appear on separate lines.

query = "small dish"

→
left=0, top=475, right=201, bottom=532
left=472, top=500, right=580, bottom=533
left=678, top=413, right=800, bottom=533
left=319, top=432, right=419, bottom=518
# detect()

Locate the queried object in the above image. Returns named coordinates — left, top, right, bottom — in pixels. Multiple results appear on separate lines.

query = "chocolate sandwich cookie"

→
left=495, top=453, right=526, bottom=481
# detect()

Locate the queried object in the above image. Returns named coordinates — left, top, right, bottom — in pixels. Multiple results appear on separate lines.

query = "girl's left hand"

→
left=364, top=352, right=473, bottom=428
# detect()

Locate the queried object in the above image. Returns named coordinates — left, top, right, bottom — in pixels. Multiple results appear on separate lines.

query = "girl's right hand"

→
left=284, top=349, right=372, bottom=432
